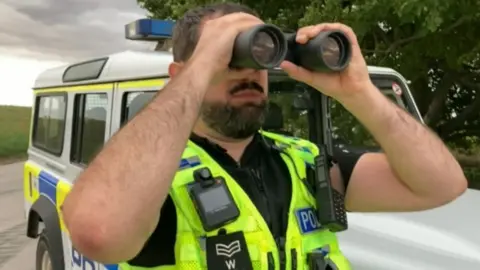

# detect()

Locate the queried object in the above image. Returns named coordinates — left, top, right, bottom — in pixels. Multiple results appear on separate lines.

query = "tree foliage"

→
left=137, top=0, right=480, bottom=179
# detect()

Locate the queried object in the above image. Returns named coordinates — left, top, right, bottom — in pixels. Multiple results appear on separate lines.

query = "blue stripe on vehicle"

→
left=38, top=170, right=58, bottom=204
left=37, top=168, right=120, bottom=270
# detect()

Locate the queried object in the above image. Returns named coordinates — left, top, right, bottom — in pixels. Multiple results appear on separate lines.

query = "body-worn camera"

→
left=229, top=24, right=352, bottom=72
left=189, top=167, right=240, bottom=232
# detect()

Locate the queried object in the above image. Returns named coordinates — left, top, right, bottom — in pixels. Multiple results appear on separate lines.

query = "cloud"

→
left=0, top=54, right=65, bottom=106
left=0, top=0, right=155, bottom=62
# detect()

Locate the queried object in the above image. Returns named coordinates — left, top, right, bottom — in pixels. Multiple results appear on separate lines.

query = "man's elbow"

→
left=447, top=172, right=468, bottom=199
left=432, top=171, right=468, bottom=207
left=65, top=215, right=144, bottom=264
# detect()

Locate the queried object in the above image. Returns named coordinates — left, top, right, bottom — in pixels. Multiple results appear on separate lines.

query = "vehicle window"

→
left=121, top=91, right=156, bottom=125
left=121, top=86, right=310, bottom=140
left=268, top=80, right=310, bottom=139
left=32, top=94, right=67, bottom=155
left=330, top=77, right=410, bottom=148
left=71, top=93, right=108, bottom=164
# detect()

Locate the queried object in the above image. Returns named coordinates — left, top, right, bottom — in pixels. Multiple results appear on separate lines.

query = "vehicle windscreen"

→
left=267, top=80, right=310, bottom=138
left=330, top=76, right=414, bottom=148
left=121, top=74, right=417, bottom=151
left=268, top=74, right=417, bottom=149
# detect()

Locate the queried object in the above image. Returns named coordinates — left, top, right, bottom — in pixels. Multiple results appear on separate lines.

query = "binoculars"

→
left=230, top=24, right=352, bottom=72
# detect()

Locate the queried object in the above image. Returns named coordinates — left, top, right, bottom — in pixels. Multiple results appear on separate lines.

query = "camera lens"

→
left=251, top=31, right=276, bottom=65
left=320, top=36, right=342, bottom=67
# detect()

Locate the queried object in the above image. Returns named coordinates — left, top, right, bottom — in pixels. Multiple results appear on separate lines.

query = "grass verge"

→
left=0, top=105, right=31, bottom=164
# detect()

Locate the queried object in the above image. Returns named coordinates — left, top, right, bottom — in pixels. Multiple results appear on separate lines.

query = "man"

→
left=62, top=2, right=467, bottom=269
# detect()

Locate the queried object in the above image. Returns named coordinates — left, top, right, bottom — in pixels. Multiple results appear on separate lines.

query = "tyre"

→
left=36, top=230, right=53, bottom=270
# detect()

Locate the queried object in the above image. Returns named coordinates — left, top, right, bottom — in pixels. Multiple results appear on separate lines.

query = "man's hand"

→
left=188, top=12, right=264, bottom=84
left=281, top=22, right=467, bottom=212
left=279, top=23, right=371, bottom=100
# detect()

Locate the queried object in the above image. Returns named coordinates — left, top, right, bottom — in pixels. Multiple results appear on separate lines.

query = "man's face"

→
left=169, top=13, right=270, bottom=139
left=201, top=69, right=269, bottom=139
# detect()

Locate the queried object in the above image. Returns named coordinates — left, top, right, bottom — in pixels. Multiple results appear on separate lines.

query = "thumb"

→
left=279, top=61, right=315, bottom=85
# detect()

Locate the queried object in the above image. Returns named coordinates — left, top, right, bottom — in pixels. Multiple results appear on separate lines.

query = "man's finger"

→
left=295, top=25, right=317, bottom=44
left=279, top=61, right=314, bottom=85
left=214, top=12, right=261, bottom=24
left=296, top=24, right=333, bottom=43
left=233, top=20, right=264, bottom=34
left=213, top=12, right=264, bottom=33
left=295, top=23, right=359, bottom=48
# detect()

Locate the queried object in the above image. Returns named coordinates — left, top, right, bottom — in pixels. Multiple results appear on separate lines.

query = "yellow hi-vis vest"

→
left=120, top=131, right=351, bottom=270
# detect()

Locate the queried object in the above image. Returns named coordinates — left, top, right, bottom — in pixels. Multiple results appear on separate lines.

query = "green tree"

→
left=137, top=0, right=480, bottom=181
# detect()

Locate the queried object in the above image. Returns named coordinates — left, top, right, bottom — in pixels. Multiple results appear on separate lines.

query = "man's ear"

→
left=168, top=62, right=183, bottom=78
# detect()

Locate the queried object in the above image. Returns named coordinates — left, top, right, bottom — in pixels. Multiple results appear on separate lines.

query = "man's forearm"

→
left=340, top=83, right=467, bottom=199
left=62, top=61, right=211, bottom=262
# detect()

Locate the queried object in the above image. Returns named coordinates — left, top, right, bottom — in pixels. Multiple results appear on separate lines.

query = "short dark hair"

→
left=171, top=2, right=258, bottom=62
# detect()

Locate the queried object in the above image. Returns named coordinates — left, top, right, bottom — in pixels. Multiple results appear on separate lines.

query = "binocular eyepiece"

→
left=229, top=24, right=352, bottom=72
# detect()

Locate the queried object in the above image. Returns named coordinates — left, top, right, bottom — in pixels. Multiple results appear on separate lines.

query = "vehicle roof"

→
left=33, top=50, right=401, bottom=89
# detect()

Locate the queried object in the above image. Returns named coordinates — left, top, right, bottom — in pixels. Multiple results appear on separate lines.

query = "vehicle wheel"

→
left=36, top=230, right=53, bottom=270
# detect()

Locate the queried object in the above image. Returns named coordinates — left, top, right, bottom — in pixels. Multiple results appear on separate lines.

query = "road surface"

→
left=0, top=162, right=36, bottom=270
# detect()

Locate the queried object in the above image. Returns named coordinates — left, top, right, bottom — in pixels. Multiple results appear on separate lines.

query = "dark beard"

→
left=201, top=100, right=267, bottom=139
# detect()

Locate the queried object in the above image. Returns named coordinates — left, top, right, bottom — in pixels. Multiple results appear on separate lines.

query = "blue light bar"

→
left=125, top=19, right=175, bottom=41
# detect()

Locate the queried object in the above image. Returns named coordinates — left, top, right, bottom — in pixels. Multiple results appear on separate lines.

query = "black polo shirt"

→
left=128, top=132, right=364, bottom=267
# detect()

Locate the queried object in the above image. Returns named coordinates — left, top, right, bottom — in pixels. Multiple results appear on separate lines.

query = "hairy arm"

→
left=339, top=84, right=467, bottom=212
left=62, top=60, right=211, bottom=263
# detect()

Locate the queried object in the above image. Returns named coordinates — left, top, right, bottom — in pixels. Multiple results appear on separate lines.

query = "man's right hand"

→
left=188, top=12, right=264, bottom=84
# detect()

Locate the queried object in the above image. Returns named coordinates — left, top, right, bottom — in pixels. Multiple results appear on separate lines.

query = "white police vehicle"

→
left=23, top=19, right=480, bottom=270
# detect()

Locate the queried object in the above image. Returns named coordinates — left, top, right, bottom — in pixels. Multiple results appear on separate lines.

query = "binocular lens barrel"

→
left=292, top=31, right=352, bottom=72
left=229, top=25, right=352, bottom=72
left=229, top=24, right=287, bottom=69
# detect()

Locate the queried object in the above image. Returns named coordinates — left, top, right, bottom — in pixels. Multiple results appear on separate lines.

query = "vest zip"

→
left=249, top=167, right=283, bottom=270
left=276, top=237, right=286, bottom=270
left=248, top=168, right=272, bottom=228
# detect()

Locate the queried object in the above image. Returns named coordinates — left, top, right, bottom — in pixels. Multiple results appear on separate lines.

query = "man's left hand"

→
left=280, top=23, right=372, bottom=101
left=281, top=23, right=468, bottom=213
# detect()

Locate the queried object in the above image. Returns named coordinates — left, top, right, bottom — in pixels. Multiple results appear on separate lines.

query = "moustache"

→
left=230, top=81, right=264, bottom=95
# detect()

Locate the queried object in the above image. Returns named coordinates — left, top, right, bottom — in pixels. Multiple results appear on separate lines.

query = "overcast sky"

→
left=0, top=0, right=154, bottom=106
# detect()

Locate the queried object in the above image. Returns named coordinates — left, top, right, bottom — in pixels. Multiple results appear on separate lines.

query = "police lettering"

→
left=301, top=209, right=320, bottom=229
left=71, top=246, right=119, bottom=270
left=72, top=246, right=96, bottom=270
left=296, top=207, right=322, bottom=234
